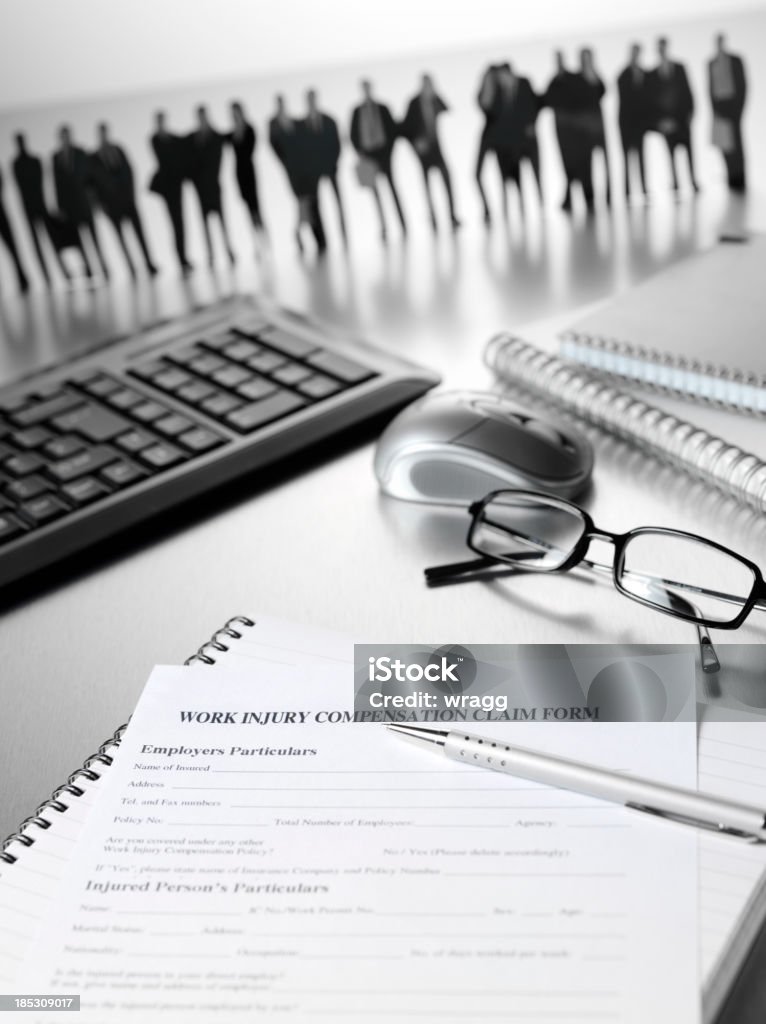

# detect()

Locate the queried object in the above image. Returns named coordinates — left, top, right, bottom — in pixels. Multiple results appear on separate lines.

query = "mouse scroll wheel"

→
left=524, top=420, right=566, bottom=447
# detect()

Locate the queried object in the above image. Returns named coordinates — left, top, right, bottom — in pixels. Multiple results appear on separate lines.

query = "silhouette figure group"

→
left=0, top=32, right=750, bottom=294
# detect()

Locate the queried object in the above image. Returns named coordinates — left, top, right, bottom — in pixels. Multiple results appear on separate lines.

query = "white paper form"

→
left=17, top=665, right=699, bottom=1024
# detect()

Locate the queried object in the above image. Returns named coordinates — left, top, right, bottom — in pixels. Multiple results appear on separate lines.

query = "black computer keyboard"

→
left=0, top=296, right=439, bottom=592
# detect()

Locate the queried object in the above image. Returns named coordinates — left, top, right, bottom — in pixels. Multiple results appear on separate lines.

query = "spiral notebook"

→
left=557, top=237, right=766, bottom=413
left=0, top=619, right=764, bottom=1024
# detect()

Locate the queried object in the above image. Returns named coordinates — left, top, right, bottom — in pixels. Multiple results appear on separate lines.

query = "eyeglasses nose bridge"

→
left=582, top=529, right=621, bottom=568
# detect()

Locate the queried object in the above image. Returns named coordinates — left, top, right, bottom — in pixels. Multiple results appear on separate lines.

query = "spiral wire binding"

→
left=559, top=329, right=766, bottom=414
left=485, top=334, right=766, bottom=514
left=184, top=616, right=255, bottom=665
left=0, top=615, right=255, bottom=865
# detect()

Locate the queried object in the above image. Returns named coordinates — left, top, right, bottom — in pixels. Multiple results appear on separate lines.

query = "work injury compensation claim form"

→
left=15, top=665, right=700, bottom=1023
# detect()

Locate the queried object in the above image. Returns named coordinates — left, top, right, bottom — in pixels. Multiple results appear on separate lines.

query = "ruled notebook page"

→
left=698, top=719, right=766, bottom=985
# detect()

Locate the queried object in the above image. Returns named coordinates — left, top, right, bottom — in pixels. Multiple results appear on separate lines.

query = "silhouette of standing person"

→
left=304, top=88, right=347, bottom=244
left=12, top=133, right=70, bottom=285
left=475, top=64, right=500, bottom=224
left=647, top=37, right=699, bottom=193
left=52, top=124, right=110, bottom=279
left=485, top=63, right=542, bottom=220
left=575, top=47, right=612, bottom=209
left=149, top=111, right=192, bottom=274
left=350, top=80, right=406, bottom=242
left=617, top=44, right=651, bottom=199
left=228, top=100, right=267, bottom=247
left=188, top=105, right=236, bottom=267
left=542, top=51, right=580, bottom=211
left=400, top=73, right=460, bottom=232
left=90, top=123, right=158, bottom=279
left=269, top=95, right=326, bottom=255
left=0, top=168, right=30, bottom=294
left=708, top=33, right=747, bottom=192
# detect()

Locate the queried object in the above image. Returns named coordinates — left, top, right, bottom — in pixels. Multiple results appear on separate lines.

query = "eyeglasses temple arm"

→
left=425, top=550, right=544, bottom=583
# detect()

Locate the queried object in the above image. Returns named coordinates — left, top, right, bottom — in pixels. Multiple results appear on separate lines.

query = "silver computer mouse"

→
left=374, top=391, right=594, bottom=505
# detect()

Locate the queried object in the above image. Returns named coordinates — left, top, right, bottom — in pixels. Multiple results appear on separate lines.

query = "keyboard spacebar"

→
left=225, top=390, right=307, bottom=433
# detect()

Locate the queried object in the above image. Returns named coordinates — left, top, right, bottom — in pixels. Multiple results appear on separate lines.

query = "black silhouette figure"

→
left=188, top=105, right=236, bottom=267
left=475, top=64, right=500, bottom=223
left=149, top=111, right=192, bottom=274
left=400, top=73, right=460, bottom=232
left=52, top=124, right=110, bottom=279
left=228, top=100, right=266, bottom=242
left=12, top=133, right=70, bottom=285
left=350, top=80, right=406, bottom=242
left=542, top=51, right=581, bottom=211
left=708, top=33, right=747, bottom=192
left=574, top=48, right=611, bottom=210
left=304, top=88, right=347, bottom=244
left=269, top=95, right=326, bottom=255
left=485, top=63, right=542, bottom=220
left=0, top=168, right=30, bottom=294
left=90, top=123, right=158, bottom=279
left=647, top=37, right=699, bottom=193
left=617, top=44, right=652, bottom=198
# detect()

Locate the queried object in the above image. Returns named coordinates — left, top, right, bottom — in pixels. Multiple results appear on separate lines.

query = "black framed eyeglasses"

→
left=425, top=490, right=766, bottom=660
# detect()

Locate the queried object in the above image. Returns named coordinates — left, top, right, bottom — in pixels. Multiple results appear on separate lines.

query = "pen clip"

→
left=626, top=802, right=763, bottom=843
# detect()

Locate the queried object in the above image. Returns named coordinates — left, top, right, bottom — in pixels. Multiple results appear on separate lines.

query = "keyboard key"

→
left=5, top=474, right=54, bottom=502
left=4, top=452, right=44, bottom=477
left=108, top=388, right=144, bottom=411
left=52, top=403, right=131, bottom=442
left=272, top=362, right=313, bottom=387
left=61, top=476, right=111, bottom=507
left=168, top=345, right=203, bottom=367
left=201, top=393, right=241, bottom=417
left=190, top=354, right=227, bottom=375
left=247, top=351, right=286, bottom=374
left=153, top=368, right=192, bottom=392
left=131, top=360, right=168, bottom=382
left=236, top=378, right=276, bottom=401
left=232, top=317, right=269, bottom=338
left=297, top=374, right=343, bottom=399
left=48, top=445, right=118, bottom=483
left=224, top=339, right=262, bottom=362
left=154, top=414, right=195, bottom=438
left=44, top=435, right=85, bottom=459
left=0, top=512, right=27, bottom=544
left=212, top=365, right=252, bottom=389
left=138, top=443, right=185, bottom=470
left=12, top=427, right=52, bottom=449
left=225, top=390, right=306, bottom=433
left=100, top=460, right=147, bottom=488
left=177, top=381, right=216, bottom=404
left=10, top=392, right=82, bottom=427
left=0, top=441, right=14, bottom=461
left=115, top=429, right=155, bottom=454
left=0, top=394, right=28, bottom=415
left=132, top=401, right=170, bottom=424
left=259, top=328, right=319, bottom=359
left=201, top=332, right=239, bottom=351
left=19, top=494, right=69, bottom=526
left=178, top=427, right=225, bottom=454
left=306, top=350, right=375, bottom=384
left=81, top=375, right=121, bottom=398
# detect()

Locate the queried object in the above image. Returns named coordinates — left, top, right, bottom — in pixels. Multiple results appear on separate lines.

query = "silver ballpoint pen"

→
left=387, top=723, right=766, bottom=843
